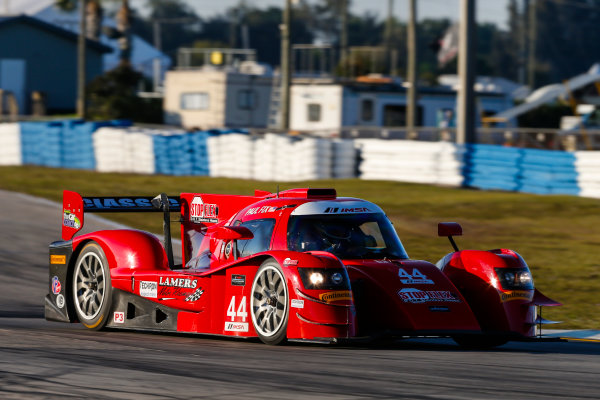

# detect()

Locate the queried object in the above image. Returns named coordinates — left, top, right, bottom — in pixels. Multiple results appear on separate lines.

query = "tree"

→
left=55, top=0, right=133, bottom=64
left=86, top=65, right=162, bottom=123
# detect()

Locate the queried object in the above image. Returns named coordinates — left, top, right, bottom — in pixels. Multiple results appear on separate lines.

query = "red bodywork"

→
left=46, top=188, right=560, bottom=344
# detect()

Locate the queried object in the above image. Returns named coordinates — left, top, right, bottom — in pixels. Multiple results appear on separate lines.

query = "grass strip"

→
left=1, top=165, right=598, bottom=329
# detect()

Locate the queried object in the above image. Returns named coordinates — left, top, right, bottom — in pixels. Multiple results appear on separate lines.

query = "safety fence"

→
left=0, top=120, right=599, bottom=198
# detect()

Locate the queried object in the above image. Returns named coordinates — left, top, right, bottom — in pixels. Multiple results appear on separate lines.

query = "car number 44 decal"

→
left=398, top=268, right=434, bottom=284
left=225, top=296, right=249, bottom=332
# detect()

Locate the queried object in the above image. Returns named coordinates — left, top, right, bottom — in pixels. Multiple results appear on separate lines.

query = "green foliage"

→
left=54, top=0, right=77, bottom=11
left=86, top=65, right=162, bottom=123
left=0, top=166, right=598, bottom=329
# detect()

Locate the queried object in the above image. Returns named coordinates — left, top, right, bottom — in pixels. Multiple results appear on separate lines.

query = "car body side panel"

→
left=347, top=260, right=480, bottom=335
left=438, top=249, right=537, bottom=336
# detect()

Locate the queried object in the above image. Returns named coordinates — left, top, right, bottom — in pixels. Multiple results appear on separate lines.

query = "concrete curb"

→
left=543, top=329, right=600, bottom=342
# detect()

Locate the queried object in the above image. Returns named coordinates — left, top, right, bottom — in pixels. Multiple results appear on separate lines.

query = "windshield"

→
left=287, top=213, right=408, bottom=260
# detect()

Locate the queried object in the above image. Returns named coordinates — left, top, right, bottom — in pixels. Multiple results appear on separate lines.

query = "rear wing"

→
left=62, top=190, right=181, bottom=241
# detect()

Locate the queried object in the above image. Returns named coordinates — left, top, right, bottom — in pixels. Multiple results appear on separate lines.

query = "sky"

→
left=130, top=0, right=511, bottom=30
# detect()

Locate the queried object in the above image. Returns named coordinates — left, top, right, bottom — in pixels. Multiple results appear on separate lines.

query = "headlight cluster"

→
left=494, top=267, right=534, bottom=290
left=298, top=268, right=350, bottom=290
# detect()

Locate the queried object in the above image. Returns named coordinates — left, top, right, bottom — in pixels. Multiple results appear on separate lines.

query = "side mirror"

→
left=438, top=222, right=462, bottom=237
left=438, top=222, right=462, bottom=252
left=211, top=226, right=254, bottom=241
left=211, top=226, right=254, bottom=261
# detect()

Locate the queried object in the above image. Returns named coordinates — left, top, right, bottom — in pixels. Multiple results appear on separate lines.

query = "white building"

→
left=163, top=67, right=274, bottom=129
left=289, top=77, right=514, bottom=131
left=164, top=68, right=517, bottom=131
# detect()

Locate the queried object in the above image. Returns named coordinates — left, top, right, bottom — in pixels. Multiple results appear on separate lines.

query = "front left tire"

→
left=250, top=258, right=289, bottom=345
left=72, top=241, right=112, bottom=330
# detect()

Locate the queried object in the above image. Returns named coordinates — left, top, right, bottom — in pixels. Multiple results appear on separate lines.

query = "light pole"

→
left=457, top=0, right=476, bottom=144
left=406, top=0, right=418, bottom=134
left=77, top=0, right=87, bottom=119
left=280, top=0, right=291, bottom=130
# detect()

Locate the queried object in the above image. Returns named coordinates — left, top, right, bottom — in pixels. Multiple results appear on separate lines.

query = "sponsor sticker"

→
left=159, top=277, right=198, bottom=288
left=283, top=258, right=299, bottom=266
left=224, top=321, right=249, bottom=332
left=62, top=209, right=81, bottom=229
left=113, top=311, right=125, bottom=324
left=245, top=206, right=277, bottom=216
left=231, top=274, right=246, bottom=286
left=56, top=294, right=65, bottom=309
left=185, top=288, right=205, bottom=302
left=324, top=207, right=371, bottom=213
left=291, top=299, right=304, bottom=309
left=139, top=281, right=157, bottom=298
left=318, top=290, right=353, bottom=303
left=398, top=268, right=434, bottom=285
left=190, top=196, right=219, bottom=223
left=397, top=288, right=460, bottom=303
left=52, top=276, right=61, bottom=295
left=429, top=305, right=449, bottom=312
left=500, top=290, right=533, bottom=303
left=82, top=197, right=180, bottom=211
left=50, top=255, right=66, bottom=265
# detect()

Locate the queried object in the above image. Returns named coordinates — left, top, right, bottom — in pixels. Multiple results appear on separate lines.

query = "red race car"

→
left=45, top=188, right=560, bottom=347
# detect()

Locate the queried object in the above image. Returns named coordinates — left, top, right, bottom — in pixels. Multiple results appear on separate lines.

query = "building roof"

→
left=0, top=14, right=112, bottom=53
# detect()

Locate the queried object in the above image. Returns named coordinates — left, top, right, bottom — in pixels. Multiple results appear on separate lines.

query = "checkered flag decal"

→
left=185, top=288, right=204, bottom=302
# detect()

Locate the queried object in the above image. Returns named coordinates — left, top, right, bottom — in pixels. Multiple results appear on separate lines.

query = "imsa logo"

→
left=224, top=321, right=248, bottom=332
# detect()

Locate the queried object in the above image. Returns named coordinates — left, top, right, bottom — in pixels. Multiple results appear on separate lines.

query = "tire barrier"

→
left=356, top=139, right=464, bottom=186
left=575, top=151, right=600, bottom=198
left=0, top=122, right=21, bottom=166
left=94, top=127, right=157, bottom=174
left=1, top=121, right=599, bottom=198
left=463, top=144, right=580, bottom=195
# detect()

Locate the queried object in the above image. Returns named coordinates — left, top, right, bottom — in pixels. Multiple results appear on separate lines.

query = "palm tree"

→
left=55, top=0, right=131, bottom=63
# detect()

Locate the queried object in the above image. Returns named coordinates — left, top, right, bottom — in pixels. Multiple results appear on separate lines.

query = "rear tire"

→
left=250, top=258, right=289, bottom=345
left=72, top=242, right=112, bottom=330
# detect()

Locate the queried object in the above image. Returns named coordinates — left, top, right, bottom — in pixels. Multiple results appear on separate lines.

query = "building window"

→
left=181, top=92, right=209, bottom=110
left=308, top=103, right=321, bottom=122
left=238, top=89, right=257, bottom=110
left=361, top=99, right=374, bottom=121
left=383, top=104, right=423, bottom=127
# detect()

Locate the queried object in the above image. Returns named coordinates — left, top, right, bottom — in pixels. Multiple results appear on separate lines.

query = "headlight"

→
left=494, top=268, right=534, bottom=290
left=298, top=268, right=350, bottom=290
left=309, top=272, right=324, bottom=285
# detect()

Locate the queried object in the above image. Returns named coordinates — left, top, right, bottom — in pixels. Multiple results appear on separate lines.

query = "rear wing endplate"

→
left=62, top=190, right=181, bottom=240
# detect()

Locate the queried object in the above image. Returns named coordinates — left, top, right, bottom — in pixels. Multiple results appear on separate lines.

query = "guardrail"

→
left=248, top=126, right=600, bottom=151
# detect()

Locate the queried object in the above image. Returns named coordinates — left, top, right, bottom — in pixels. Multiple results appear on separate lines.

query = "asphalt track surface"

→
left=1, top=189, right=599, bottom=400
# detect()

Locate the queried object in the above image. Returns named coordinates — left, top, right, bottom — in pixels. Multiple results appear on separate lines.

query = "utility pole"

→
left=527, top=0, right=537, bottom=89
left=457, top=0, right=476, bottom=144
left=340, top=0, right=348, bottom=76
left=406, top=0, right=417, bottom=133
left=384, top=0, right=394, bottom=74
left=518, top=0, right=529, bottom=85
left=280, top=0, right=291, bottom=130
left=77, top=0, right=87, bottom=119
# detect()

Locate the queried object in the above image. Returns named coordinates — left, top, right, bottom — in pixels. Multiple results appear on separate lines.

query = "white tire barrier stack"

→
left=356, top=139, right=464, bottom=186
left=0, top=123, right=21, bottom=166
left=208, top=133, right=255, bottom=179
left=93, top=127, right=156, bottom=174
left=332, top=139, right=357, bottom=179
left=286, top=137, right=332, bottom=181
left=575, top=151, right=600, bottom=198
